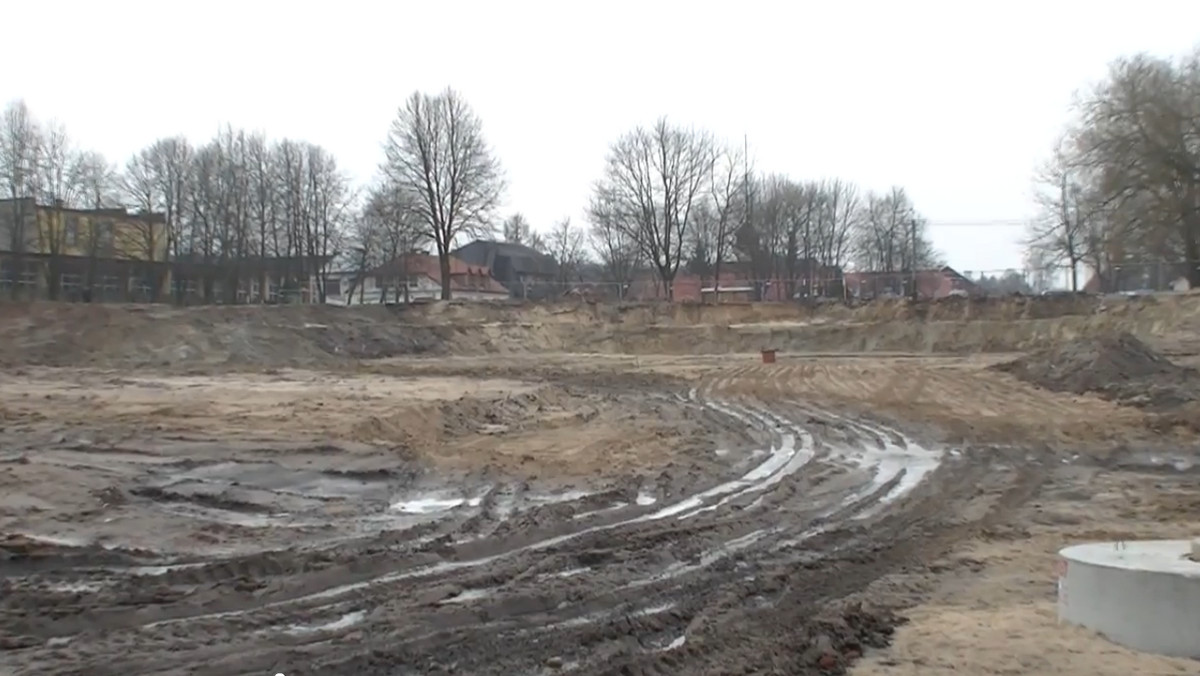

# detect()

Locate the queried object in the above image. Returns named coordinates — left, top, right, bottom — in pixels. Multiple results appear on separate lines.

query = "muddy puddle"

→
left=2, top=383, right=959, bottom=676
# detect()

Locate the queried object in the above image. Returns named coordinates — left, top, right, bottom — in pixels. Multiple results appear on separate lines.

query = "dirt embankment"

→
left=406, top=292, right=1110, bottom=325
left=1, top=293, right=1198, bottom=370
left=0, top=303, right=454, bottom=369
left=994, top=333, right=1200, bottom=411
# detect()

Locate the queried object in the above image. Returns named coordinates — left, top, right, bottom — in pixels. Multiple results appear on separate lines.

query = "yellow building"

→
left=0, top=197, right=171, bottom=300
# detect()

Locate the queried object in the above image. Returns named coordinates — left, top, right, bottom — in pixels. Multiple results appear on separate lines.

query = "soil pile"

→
left=2, top=293, right=1199, bottom=368
left=994, top=333, right=1200, bottom=409
left=0, top=303, right=452, bottom=369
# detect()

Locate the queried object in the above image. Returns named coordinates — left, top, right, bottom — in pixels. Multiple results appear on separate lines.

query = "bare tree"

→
left=815, top=179, right=859, bottom=277
left=245, top=132, right=277, bottom=301
left=729, top=175, right=859, bottom=298
left=547, top=217, right=587, bottom=285
left=1068, top=50, right=1200, bottom=287
left=1023, top=48, right=1200, bottom=292
left=122, top=137, right=192, bottom=301
left=0, top=100, right=40, bottom=298
left=854, top=187, right=938, bottom=273
left=302, top=143, right=352, bottom=303
left=700, top=145, right=746, bottom=301
left=587, top=193, right=639, bottom=298
left=382, top=88, right=504, bottom=299
left=74, top=150, right=120, bottom=299
left=32, top=120, right=87, bottom=300
left=502, top=212, right=546, bottom=251
left=591, top=118, right=716, bottom=297
left=736, top=173, right=786, bottom=287
left=73, top=151, right=118, bottom=209
left=1027, top=140, right=1092, bottom=291
left=359, top=182, right=424, bottom=303
left=1023, top=244, right=1058, bottom=293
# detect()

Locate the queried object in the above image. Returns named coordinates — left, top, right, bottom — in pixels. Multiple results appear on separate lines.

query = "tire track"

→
left=3, top=362, right=1030, bottom=676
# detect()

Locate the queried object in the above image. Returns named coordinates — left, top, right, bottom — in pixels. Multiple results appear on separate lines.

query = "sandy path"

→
left=853, top=465, right=1200, bottom=676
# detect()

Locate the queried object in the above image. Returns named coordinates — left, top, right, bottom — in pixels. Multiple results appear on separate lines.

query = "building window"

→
left=325, top=277, right=342, bottom=297
left=64, top=216, right=79, bottom=247
left=98, top=221, right=115, bottom=252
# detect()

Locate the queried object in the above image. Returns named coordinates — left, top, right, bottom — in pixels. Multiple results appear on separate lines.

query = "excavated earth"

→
left=1, top=295, right=1199, bottom=676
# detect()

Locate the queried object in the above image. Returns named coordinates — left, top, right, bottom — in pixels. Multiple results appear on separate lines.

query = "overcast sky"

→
left=6, top=1, right=1200, bottom=276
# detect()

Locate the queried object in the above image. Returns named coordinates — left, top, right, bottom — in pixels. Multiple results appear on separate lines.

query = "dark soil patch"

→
left=993, top=333, right=1200, bottom=410
left=129, top=485, right=276, bottom=514
left=0, top=303, right=453, bottom=369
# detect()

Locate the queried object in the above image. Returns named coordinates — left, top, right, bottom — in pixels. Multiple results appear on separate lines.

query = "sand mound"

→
left=1, top=294, right=1198, bottom=369
left=994, top=333, right=1200, bottom=409
left=402, top=292, right=1108, bottom=326
left=0, top=303, right=451, bottom=369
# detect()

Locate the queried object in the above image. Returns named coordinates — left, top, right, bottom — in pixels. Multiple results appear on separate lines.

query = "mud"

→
left=995, top=333, right=1200, bottom=410
left=2, top=298, right=1200, bottom=675
left=0, top=381, right=1028, bottom=675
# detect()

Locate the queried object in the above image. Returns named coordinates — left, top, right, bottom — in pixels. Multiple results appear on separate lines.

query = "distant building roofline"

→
left=0, top=196, right=166, bottom=223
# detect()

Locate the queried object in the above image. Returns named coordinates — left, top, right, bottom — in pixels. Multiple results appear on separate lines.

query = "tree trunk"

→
left=439, top=250, right=452, bottom=300
left=1183, top=219, right=1200, bottom=287
left=712, top=259, right=722, bottom=304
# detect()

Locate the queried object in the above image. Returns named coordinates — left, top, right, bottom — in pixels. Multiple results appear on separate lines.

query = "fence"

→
left=2, top=262, right=1195, bottom=306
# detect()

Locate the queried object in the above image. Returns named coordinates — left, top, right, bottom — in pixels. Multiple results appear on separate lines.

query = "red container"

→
left=761, top=349, right=777, bottom=364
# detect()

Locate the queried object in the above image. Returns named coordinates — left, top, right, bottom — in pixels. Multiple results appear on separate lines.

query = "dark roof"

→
left=485, top=240, right=545, bottom=257
left=454, top=239, right=558, bottom=276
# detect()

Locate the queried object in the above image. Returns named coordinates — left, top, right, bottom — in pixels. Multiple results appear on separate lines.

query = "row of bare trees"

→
left=0, top=102, right=123, bottom=298
left=1028, top=48, right=1200, bottom=292
left=343, top=93, right=945, bottom=302
left=0, top=99, right=352, bottom=302
left=587, top=118, right=939, bottom=298
left=4, top=87, right=943, bottom=303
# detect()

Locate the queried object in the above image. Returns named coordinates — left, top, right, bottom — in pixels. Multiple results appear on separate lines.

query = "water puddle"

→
left=136, top=397, right=940, bottom=633
left=551, top=601, right=677, bottom=631
left=161, top=462, right=388, bottom=500
left=797, top=405, right=944, bottom=519
left=527, top=490, right=593, bottom=505
left=635, top=491, right=658, bottom=506
left=627, top=528, right=773, bottom=588
left=125, top=562, right=208, bottom=576
left=440, top=588, right=494, bottom=604
left=660, top=634, right=687, bottom=651
left=572, top=503, right=628, bottom=520
left=390, top=496, right=481, bottom=514
left=282, top=610, right=365, bottom=636
left=47, top=581, right=105, bottom=593
left=674, top=402, right=814, bottom=520
left=14, top=533, right=88, bottom=547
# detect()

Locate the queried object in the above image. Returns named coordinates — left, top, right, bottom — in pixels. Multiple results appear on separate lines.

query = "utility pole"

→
left=909, top=216, right=919, bottom=301
left=743, top=134, right=755, bottom=299
left=803, top=195, right=812, bottom=299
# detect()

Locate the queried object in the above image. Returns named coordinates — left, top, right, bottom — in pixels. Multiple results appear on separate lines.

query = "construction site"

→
left=1, top=294, right=1199, bottom=676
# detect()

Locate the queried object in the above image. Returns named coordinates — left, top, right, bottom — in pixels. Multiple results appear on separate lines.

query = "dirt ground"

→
left=1, top=296, right=1199, bottom=675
